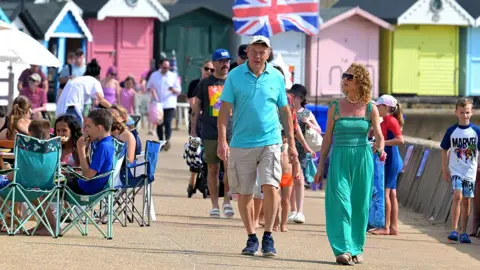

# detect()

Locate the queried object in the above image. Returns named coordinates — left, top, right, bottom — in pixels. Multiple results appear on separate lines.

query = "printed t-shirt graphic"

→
left=208, top=85, right=224, bottom=117
left=440, top=123, right=480, bottom=181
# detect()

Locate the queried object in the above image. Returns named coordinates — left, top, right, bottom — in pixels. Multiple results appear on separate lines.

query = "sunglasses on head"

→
left=342, top=73, right=355, bottom=81
left=204, top=67, right=214, bottom=73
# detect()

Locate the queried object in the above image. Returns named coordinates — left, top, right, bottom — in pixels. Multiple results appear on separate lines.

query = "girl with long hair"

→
left=371, top=95, right=404, bottom=236
left=4, top=96, right=32, bottom=140
left=55, top=115, right=83, bottom=167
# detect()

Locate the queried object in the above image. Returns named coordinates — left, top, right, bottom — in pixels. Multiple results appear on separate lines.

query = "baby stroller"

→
left=188, top=158, right=226, bottom=199
left=184, top=138, right=225, bottom=199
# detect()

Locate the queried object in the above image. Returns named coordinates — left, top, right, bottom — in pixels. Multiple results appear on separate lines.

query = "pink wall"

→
left=87, top=18, right=154, bottom=82
left=306, top=16, right=380, bottom=98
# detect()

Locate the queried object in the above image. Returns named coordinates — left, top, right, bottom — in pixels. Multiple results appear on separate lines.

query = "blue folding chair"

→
left=115, top=140, right=164, bottom=226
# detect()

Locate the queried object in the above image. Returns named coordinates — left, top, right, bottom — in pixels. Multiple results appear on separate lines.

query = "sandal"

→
left=336, top=253, right=354, bottom=266
left=223, top=203, right=234, bottom=218
left=352, top=254, right=364, bottom=264
left=209, top=208, right=220, bottom=218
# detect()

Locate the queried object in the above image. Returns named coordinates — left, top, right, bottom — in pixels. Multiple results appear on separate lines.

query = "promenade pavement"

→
left=1, top=128, right=479, bottom=269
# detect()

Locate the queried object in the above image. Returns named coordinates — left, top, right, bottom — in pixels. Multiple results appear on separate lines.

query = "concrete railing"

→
left=398, top=136, right=478, bottom=233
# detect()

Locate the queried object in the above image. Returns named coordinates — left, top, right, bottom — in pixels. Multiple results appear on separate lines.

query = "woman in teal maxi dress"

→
left=314, top=63, right=385, bottom=265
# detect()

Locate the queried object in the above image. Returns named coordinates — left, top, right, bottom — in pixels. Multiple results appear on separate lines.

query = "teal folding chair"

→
left=59, top=138, right=125, bottom=239
left=0, top=134, right=63, bottom=237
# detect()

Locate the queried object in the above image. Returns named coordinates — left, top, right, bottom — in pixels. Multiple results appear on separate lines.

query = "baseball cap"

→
left=249, top=35, right=271, bottom=48
left=238, top=44, right=248, bottom=59
left=29, top=73, right=41, bottom=82
left=212, top=49, right=233, bottom=61
left=376, top=95, right=398, bottom=107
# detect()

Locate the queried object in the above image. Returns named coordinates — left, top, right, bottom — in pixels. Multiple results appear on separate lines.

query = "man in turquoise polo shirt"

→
left=217, top=35, right=298, bottom=257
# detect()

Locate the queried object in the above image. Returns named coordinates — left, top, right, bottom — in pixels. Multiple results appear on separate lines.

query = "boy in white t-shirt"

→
left=441, top=98, right=480, bottom=244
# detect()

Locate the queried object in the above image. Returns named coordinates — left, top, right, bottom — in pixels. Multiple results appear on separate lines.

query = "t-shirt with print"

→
left=440, top=123, right=480, bottom=182
left=77, top=136, right=115, bottom=195
left=195, top=75, right=233, bottom=140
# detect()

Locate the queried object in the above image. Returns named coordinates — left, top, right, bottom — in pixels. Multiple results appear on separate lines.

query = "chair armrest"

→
left=0, top=168, right=17, bottom=175
left=62, top=166, right=114, bottom=181
left=127, top=161, right=147, bottom=169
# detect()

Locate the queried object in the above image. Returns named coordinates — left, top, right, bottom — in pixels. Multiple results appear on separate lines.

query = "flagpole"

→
left=315, top=35, right=320, bottom=110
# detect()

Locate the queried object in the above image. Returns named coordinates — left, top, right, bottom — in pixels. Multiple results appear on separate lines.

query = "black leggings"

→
left=157, top=108, right=176, bottom=141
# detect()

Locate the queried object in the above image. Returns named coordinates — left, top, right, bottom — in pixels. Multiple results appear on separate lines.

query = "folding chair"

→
left=0, top=134, right=63, bottom=237
left=59, top=138, right=125, bottom=239
left=115, top=140, right=164, bottom=227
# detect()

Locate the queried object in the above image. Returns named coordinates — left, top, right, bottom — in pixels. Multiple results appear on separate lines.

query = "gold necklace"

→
left=346, top=96, right=360, bottom=104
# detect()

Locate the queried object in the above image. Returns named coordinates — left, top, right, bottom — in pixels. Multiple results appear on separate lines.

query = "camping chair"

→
left=0, top=134, right=63, bottom=237
left=59, top=138, right=125, bottom=239
left=115, top=140, right=164, bottom=227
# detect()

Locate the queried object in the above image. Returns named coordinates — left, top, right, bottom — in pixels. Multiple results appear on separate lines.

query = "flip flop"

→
left=223, top=204, right=234, bottom=218
left=209, top=208, right=220, bottom=218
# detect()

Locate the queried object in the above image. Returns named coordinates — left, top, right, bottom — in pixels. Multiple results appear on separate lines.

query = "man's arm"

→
left=279, top=105, right=295, bottom=147
left=58, top=66, right=70, bottom=84
left=190, top=97, right=201, bottom=137
left=96, top=92, right=112, bottom=108
left=42, top=78, right=49, bottom=92
left=218, top=101, right=232, bottom=144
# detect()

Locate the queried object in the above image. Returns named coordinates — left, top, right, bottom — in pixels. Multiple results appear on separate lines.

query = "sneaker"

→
left=241, top=237, right=259, bottom=256
left=459, top=233, right=472, bottom=243
left=164, top=141, right=171, bottom=151
left=448, top=230, right=459, bottom=242
left=287, top=211, right=297, bottom=222
left=293, top=212, right=305, bottom=224
left=261, top=235, right=277, bottom=257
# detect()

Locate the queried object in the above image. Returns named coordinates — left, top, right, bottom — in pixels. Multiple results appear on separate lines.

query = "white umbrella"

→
left=0, top=21, right=60, bottom=67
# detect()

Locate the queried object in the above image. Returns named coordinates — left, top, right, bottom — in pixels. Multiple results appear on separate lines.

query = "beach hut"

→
left=306, top=7, right=394, bottom=98
left=457, top=0, right=480, bottom=96
left=334, top=0, right=475, bottom=96
left=74, top=0, right=170, bottom=80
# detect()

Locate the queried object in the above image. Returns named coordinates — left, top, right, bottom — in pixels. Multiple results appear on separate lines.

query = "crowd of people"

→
left=2, top=35, right=478, bottom=265
left=182, top=34, right=480, bottom=265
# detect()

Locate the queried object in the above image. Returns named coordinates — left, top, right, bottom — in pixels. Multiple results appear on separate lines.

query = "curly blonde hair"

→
left=341, top=63, right=372, bottom=104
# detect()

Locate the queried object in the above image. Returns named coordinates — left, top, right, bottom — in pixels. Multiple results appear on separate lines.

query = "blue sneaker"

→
left=459, top=233, right=471, bottom=243
left=241, top=237, right=259, bottom=256
left=261, top=235, right=277, bottom=257
left=448, top=231, right=459, bottom=242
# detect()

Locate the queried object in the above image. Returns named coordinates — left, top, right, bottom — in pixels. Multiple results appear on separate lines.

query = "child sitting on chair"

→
left=66, top=109, right=115, bottom=195
left=0, top=119, right=54, bottom=235
left=55, top=115, right=83, bottom=167
left=0, top=119, right=51, bottom=186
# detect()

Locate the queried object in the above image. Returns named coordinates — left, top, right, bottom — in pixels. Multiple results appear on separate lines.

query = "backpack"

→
left=59, top=64, right=72, bottom=89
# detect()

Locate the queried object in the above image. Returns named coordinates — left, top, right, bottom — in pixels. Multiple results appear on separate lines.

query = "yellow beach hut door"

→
left=392, top=25, right=458, bottom=96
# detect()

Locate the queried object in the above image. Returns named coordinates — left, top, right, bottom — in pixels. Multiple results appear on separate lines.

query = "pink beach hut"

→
left=306, top=7, right=394, bottom=98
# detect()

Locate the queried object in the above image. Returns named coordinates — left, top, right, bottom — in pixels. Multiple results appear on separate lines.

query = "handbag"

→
left=304, top=116, right=322, bottom=152
left=148, top=102, right=164, bottom=125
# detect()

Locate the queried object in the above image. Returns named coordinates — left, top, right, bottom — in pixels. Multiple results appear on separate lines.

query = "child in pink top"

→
left=120, top=76, right=136, bottom=115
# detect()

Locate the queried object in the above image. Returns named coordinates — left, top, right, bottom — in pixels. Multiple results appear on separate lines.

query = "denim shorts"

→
left=451, top=175, right=475, bottom=198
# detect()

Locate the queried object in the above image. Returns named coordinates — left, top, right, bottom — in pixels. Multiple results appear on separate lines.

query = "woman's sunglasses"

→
left=204, top=67, right=215, bottom=73
left=342, top=73, right=355, bottom=81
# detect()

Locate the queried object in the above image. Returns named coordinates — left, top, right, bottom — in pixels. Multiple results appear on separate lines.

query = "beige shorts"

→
left=227, top=144, right=282, bottom=195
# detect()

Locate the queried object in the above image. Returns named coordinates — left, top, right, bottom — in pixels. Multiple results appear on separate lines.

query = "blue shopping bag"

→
left=368, top=153, right=385, bottom=228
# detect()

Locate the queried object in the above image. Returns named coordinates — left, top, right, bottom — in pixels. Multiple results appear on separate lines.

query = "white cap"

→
left=248, top=35, right=271, bottom=48
left=376, top=95, right=398, bottom=107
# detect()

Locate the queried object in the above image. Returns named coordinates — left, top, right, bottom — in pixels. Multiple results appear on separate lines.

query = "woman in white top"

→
left=56, top=59, right=111, bottom=125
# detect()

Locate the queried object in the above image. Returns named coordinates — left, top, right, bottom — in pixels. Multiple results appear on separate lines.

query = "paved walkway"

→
left=1, top=129, right=479, bottom=269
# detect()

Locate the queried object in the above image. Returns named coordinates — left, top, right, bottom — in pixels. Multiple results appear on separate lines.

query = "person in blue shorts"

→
left=441, top=98, right=480, bottom=244
left=67, top=108, right=114, bottom=195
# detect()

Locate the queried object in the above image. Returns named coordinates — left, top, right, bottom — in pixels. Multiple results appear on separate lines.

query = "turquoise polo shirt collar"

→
left=241, top=61, right=274, bottom=76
